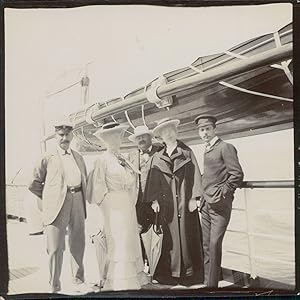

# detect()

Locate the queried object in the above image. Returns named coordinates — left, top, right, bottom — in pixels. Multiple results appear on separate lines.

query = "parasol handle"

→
left=154, top=209, right=162, bottom=234
left=155, top=208, right=158, bottom=226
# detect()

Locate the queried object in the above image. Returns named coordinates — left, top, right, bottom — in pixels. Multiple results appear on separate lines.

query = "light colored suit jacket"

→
left=28, top=148, right=87, bottom=225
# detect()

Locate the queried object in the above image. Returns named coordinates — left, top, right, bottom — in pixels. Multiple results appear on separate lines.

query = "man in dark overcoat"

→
left=195, top=115, right=244, bottom=288
left=144, top=118, right=204, bottom=286
left=128, top=125, right=163, bottom=231
left=127, top=125, right=163, bottom=265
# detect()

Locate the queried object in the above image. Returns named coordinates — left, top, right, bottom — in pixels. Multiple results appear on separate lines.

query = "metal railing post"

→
left=243, top=188, right=256, bottom=279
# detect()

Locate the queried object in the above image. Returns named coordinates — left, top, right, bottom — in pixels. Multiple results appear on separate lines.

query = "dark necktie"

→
left=63, top=150, right=71, bottom=155
left=142, top=149, right=151, bottom=155
left=205, top=142, right=211, bottom=153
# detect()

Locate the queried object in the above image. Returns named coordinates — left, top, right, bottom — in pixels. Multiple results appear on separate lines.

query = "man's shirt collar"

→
left=57, top=146, right=71, bottom=155
left=205, top=136, right=219, bottom=149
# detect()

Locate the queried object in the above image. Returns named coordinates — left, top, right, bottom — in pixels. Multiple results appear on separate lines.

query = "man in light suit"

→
left=194, top=115, right=244, bottom=288
left=28, top=121, right=89, bottom=293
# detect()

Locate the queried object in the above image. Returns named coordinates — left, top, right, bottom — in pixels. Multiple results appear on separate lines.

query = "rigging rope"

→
left=219, top=81, right=293, bottom=102
left=141, top=105, right=146, bottom=126
left=46, top=80, right=81, bottom=98
left=121, top=97, right=136, bottom=129
left=273, top=32, right=293, bottom=85
left=173, top=29, right=292, bottom=83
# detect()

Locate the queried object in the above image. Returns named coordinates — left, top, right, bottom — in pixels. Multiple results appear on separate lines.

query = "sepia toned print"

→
left=5, top=3, right=294, bottom=296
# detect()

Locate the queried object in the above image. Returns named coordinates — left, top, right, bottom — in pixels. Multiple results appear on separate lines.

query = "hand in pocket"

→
left=221, top=185, right=233, bottom=200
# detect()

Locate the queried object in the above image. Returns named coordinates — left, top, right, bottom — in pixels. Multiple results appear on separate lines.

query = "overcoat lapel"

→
left=154, top=150, right=173, bottom=176
left=172, top=145, right=191, bottom=173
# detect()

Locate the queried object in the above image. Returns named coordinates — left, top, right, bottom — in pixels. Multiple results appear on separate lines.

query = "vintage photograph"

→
left=4, top=2, right=294, bottom=296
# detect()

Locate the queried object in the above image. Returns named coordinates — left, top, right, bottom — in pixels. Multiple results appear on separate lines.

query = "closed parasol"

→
left=141, top=211, right=163, bottom=277
left=91, top=229, right=108, bottom=287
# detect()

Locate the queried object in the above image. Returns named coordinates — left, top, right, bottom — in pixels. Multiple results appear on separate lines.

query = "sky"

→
left=5, top=3, right=293, bottom=183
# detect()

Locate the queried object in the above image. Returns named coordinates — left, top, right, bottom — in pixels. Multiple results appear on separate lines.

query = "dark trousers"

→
left=136, top=200, right=154, bottom=264
left=201, top=200, right=232, bottom=287
left=140, top=234, right=147, bottom=262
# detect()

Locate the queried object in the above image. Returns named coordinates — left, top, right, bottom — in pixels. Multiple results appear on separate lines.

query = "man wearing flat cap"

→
left=128, top=126, right=163, bottom=262
left=28, top=121, right=90, bottom=293
left=194, top=115, right=244, bottom=288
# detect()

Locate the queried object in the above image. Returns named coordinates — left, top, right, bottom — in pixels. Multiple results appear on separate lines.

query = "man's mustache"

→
left=138, top=141, right=146, bottom=145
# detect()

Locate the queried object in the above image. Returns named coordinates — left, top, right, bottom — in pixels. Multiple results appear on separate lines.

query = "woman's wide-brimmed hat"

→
left=94, top=122, right=129, bottom=140
left=153, top=117, right=180, bottom=137
left=128, top=125, right=153, bottom=143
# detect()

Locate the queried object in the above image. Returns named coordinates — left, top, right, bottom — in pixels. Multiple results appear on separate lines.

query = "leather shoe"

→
left=179, top=276, right=203, bottom=287
left=73, top=282, right=95, bottom=294
left=153, top=275, right=178, bottom=285
left=48, top=284, right=61, bottom=293
left=29, top=231, right=44, bottom=236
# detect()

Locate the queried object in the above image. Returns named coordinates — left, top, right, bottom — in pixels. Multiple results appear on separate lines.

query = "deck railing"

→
left=6, top=184, right=28, bottom=221
left=241, top=180, right=294, bottom=188
left=223, top=180, right=294, bottom=287
left=5, top=180, right=295, bottom=287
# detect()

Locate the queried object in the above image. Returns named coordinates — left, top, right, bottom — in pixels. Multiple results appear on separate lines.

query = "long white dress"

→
left=87, top=151, right=148, bottom=291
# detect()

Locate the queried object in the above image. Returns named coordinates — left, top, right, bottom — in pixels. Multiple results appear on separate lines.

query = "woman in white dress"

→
left=86, top=122, right=148, bottom=291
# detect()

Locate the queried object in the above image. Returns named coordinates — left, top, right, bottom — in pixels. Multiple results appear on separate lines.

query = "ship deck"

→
left=7, top=219, right=236, bottom=296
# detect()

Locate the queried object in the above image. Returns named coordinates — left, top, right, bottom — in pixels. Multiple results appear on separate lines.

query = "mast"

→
left=40, top=96, right=47, bottom=154
left=81, top=75, right=90, bottom=106
left=41, top=63, right=91, bottom=147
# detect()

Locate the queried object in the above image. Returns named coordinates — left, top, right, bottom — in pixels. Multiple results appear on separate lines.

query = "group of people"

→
left=28, top=114, right=244, bottom=294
